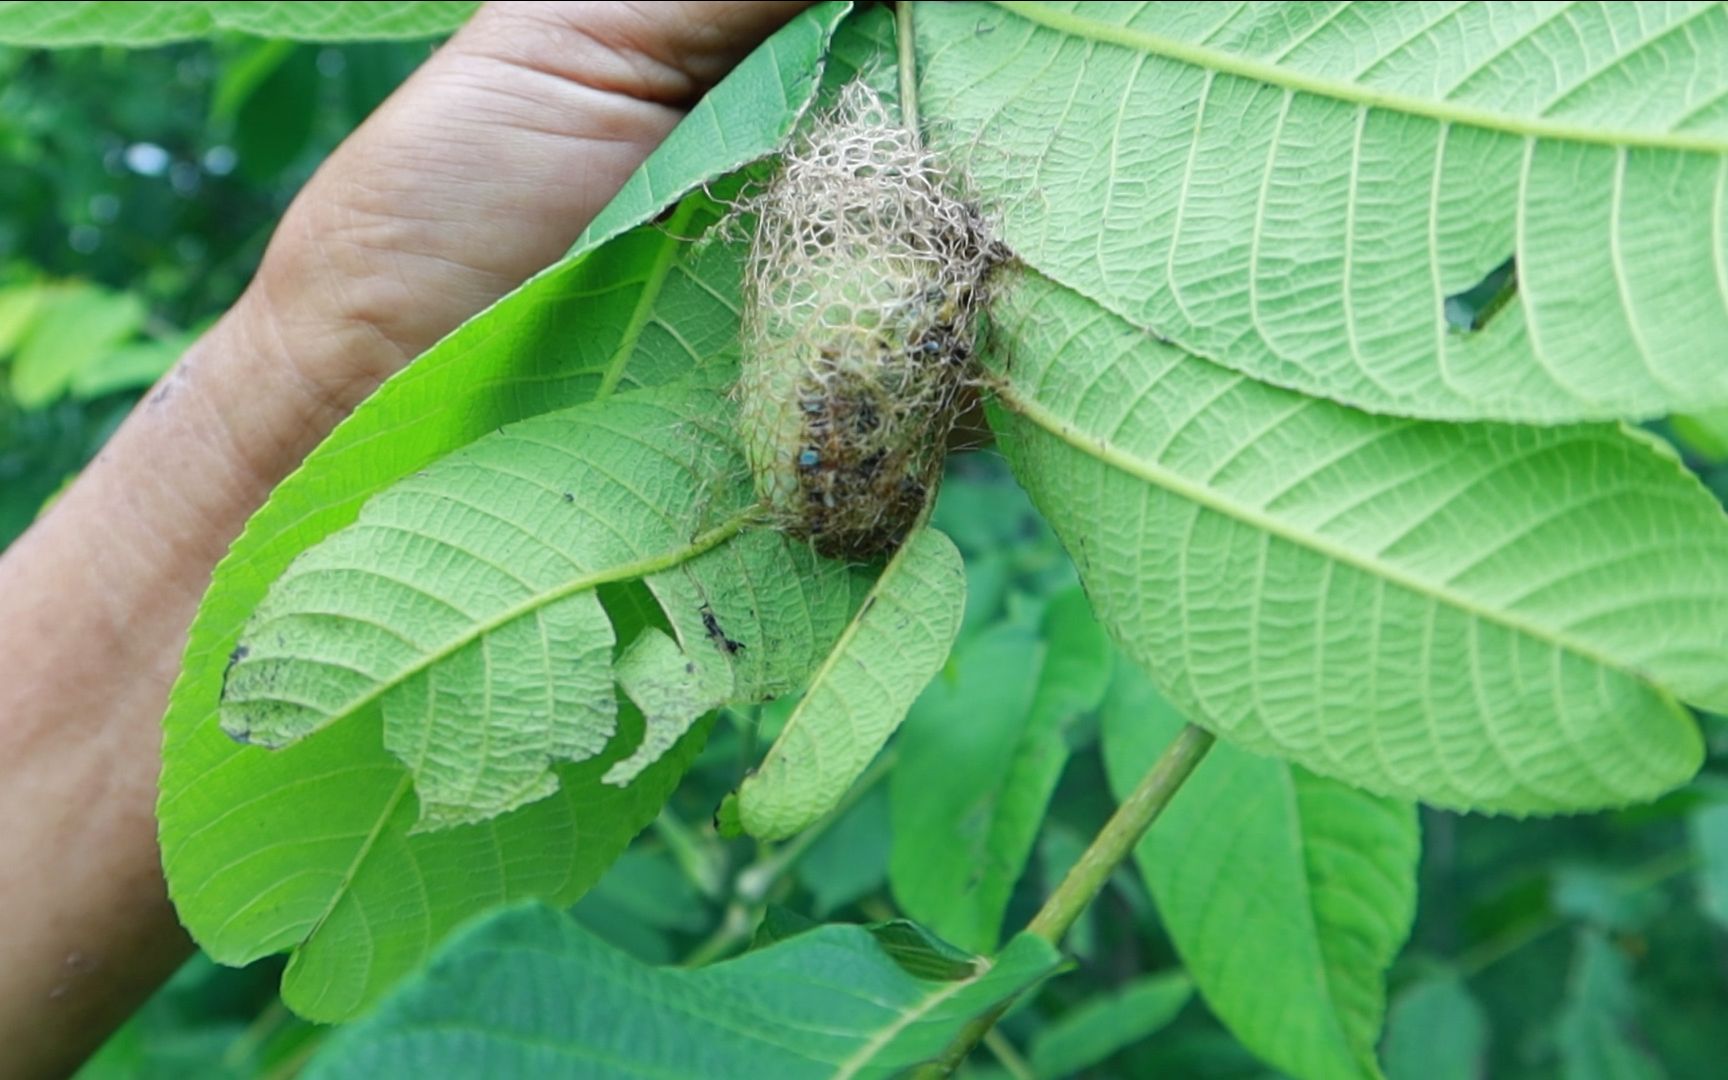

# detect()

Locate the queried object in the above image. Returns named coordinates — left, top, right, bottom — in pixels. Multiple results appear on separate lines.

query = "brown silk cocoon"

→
left=737, top=82, right=996, bottom=559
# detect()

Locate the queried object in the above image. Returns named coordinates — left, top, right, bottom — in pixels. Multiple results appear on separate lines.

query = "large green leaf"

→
left=0, top=1, right=478, bottom=45
left=1102, top=667, right=1419, bottom=1080
left=988, top=267, right=1728, bottom=813
left=158, top=5, right=851, bottom=1019
left=220, top=382, right=835, bottom=825
left=890, top=589, right=1112, bottom=952
left=918, top=1, right=1728, bottom=423
left=304, top=903, right=1063, bottom=1079
left=723, top=526, right=966, bottom=841
left=221, top=379, right=871, bottom=827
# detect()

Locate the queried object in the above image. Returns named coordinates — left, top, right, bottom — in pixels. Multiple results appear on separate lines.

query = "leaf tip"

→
left=715, top=793, right=745, bottom=839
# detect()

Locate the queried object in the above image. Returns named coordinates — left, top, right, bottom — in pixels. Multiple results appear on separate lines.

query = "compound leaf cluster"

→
left=146, top=3, right=1728, bottom=1075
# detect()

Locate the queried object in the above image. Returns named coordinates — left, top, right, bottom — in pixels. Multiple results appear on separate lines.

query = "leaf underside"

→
left=727, top=525, right=967, bottom=841
left=988, top=266, right=1728, bottom=814
left=158, top=2, right=853, bottom=1021
left=919, top=0, right=1728, bottom=422
left=219, top=382, right=769, bottom=827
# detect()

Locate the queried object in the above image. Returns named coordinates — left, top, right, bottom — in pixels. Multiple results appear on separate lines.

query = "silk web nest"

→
left=736, top=80, right=999, bottom=560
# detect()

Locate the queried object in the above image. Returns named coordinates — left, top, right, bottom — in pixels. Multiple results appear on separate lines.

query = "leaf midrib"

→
left=231, top=513, right=755, bottom=743
left=990, top=0, right=1728, bottom=153
left=594, top=199, right=702, bottom=400
left=1280, top=769, right=1379, bottom=1080
left=990, top=377, right=1671, bottom=700
left=283, top=774, right=414, bottom=1012
left=828, top=954, right=986, bottom=1080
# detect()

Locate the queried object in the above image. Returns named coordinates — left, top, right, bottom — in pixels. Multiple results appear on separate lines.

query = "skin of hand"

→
left=0, top=3, right=811, bottom=1074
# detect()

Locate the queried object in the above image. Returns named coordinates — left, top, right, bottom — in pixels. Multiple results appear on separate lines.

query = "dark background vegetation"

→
left=5, top=31, right=1728, bottom=1080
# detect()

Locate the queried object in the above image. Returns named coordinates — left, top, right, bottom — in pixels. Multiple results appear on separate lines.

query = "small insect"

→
left=699, top=603, right=745, bottom=655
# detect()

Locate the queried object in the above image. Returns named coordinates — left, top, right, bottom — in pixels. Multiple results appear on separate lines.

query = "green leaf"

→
left=890, top=589, right=1112, bottom=952
left=221, top=378, right=857, bottom=832
left=0, top=1, right=479, bottom=46
left=890, top=625, right=1038, bottom=948
left=175, top=700, right=706, bottom=1022
left=604, top=627, right=733, bottom=787
left=798, top=785, right=892, bottom=917
left=69, top=335, right=187, bottom=399
left=1670, top=409, right=1728, bottom=463
left=1027, top=971, right=1191, bottom=1080
left=10, top=283, right=144, bottom=408
left=724, top=526, right=966, bottom=841
left=748, top=905, right=821, bottom=952
left=987, top=267, right=1728, bottom=814
left=574, top=2, right=852, bottom=252
left=172, top=380, right=871, bottom=1016
left=863, top=920, right=984, bottom=982
left=1556, top=930, right=1665, bottom=1080
left=0, top=281, right=44, bottom=361
left=159, top=5, right=851, bottom=1018
left=917, top=1, right=1728, bottom=422
left=1383, top=971, right=1489, bottom=1080
left=1688, top=802, right=1728, bottom=928
left=303, top=903, right=1063, bottom=1080
left=1102, top=666, right=1419, bottom=1080
left=218, top=382, right=757, bottom=827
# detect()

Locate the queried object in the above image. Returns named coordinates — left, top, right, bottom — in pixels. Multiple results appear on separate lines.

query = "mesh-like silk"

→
left=738, top=82, right=996, bottom=558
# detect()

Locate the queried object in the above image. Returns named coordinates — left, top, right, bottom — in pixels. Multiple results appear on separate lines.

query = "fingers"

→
left=241, top=0, right=814, bottom=446
left=464, top=1, right=817, bottom=106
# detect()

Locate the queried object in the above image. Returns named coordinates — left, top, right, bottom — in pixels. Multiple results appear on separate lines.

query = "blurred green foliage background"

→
left=5, top=28, right=1728, bottom=1080
left=0, top=35, right=424, bottom=544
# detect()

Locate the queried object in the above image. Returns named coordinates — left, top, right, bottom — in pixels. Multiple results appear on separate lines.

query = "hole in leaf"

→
left=598, top=580, right=674, bottom=654
left=1444, top=256, right=1517, bottom=333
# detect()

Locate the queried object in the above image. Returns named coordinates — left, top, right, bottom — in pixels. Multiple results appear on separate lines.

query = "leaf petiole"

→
left=914, top=722, right=1217, bottom=1077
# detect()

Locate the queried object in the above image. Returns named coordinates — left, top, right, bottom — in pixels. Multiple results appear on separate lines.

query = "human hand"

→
left=220, top=0, right=817, bottom=489
left=0, top=5, right=809, bottom=1075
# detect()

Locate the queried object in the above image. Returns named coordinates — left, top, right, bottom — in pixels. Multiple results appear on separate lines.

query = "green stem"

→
left=914, top=723, right=1216, bottom=1078
left=654, top=805, right=726, bottom=901
left=737, top=749, right=899, bottom=903
left=681, top=750, right=900, bottom=967
left=595, top=196, right=701, bottom=401
left=984, top=1029, right=1036, bottom=1080
left=221, top=1000, right=290, bottom=1070
left=1029, top=724, right=1214, bottom=940
left=897, top=1, right=920, bottom=137
left=682, top=901, right=755, bottom=968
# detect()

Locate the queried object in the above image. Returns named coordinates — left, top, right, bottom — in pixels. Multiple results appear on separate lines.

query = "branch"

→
left=913, top=723, right=1217, bottom=1077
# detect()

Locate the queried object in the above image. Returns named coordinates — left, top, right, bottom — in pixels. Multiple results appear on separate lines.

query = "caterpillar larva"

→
left=737, top=81, right=997, bottom=559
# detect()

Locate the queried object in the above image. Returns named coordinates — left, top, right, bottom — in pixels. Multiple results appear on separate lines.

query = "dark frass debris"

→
left=737, top=81, right=998, bottom=559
